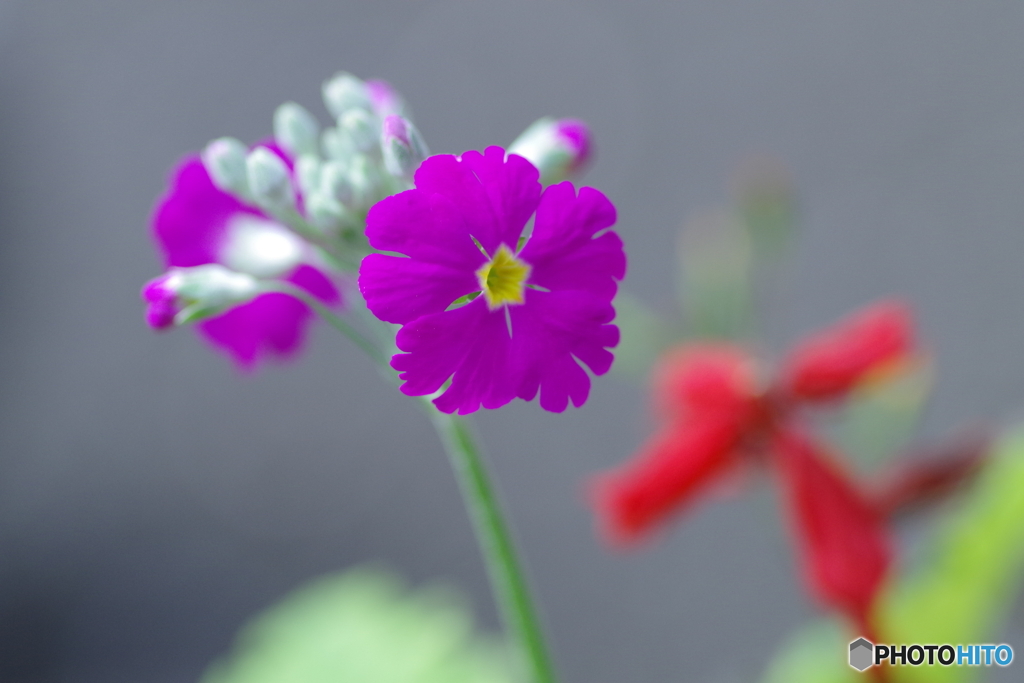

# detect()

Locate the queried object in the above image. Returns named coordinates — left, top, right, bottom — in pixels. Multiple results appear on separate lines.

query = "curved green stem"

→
left=426, top=407, right=558, bottom=683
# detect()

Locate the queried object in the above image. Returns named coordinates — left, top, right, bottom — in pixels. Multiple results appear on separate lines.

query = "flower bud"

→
left=142, top=265, right=261, bottom=328
left=320, top=127, right=347, bottom=161
left=305, top=192, right=359, bottom=236
left=319, top=160, right=356, bottom=207
left=273, top=101, right=320, bottom=157
left=508, top=117, right=592, bottom=185
left=322, top=71, right=372, bottom=119
left=201, top=137, right=250, bottom=198
left=381, top=115, right=429, bottom=180
left=246, top=146, right=295, bottom=211
left=303, top=193, right=345, bottom=233
left=345, top=154, right=379, bottom=209
left=294, top=154, right=322, bottom=199
left=338, top=108, right=380, bottom=154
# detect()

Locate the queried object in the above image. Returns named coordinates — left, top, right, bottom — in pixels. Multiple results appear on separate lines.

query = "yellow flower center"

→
left=476, top=244, right=531, bottom=309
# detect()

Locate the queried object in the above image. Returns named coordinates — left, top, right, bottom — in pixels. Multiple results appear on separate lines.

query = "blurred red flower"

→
left=592, top=300, right=913, bottom=633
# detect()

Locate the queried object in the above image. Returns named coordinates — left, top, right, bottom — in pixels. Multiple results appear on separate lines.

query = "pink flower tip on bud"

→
left=142, top=276, right=178, bottom=329
left=381, top=115, right=429, bottom=180
left=508, top=117, right=593, bottom=185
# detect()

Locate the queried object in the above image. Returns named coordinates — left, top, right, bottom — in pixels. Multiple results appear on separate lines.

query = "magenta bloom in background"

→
left=359, top=146, right=626, bottom=414
left=149, top=153, right=340, bottom=369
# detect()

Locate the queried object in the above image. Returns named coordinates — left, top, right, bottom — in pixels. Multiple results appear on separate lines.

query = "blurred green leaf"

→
left=202, top=566, right=520, bottom=683
left=760, top=620, right=859, bottom=683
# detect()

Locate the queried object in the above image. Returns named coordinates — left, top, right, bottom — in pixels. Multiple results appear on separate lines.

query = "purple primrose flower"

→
left=146, top=151, right=340, bottom=370
left=359, top=146, right=626, bottom=414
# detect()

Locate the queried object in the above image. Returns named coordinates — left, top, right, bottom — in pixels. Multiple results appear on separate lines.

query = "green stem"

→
left=426, top=406, right=558, bottom=683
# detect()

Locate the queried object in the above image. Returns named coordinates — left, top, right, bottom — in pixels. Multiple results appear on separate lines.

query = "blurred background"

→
left=2, top=1, right=1024, bottom=681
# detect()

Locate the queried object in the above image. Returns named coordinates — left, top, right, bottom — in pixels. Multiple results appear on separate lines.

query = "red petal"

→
left=772, top=429, right=892, bottom=631
left=654, top=344, right=758, bottom=418
left=783, top=300, right=913, bottom=402
left=591, top=415, right=744, bottom=545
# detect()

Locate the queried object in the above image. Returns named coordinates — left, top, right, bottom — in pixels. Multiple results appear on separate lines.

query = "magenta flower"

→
left=147, top=150, right=340, bottom=370
left=359, top=146, right=626, bottom=414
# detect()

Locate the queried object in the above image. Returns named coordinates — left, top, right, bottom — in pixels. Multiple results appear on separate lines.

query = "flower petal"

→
left=652, top=344, right=758, bottom=419
left=783, top=300, right=914, bottom=402
left=364, top=187, right=486, bottom=270
left=592, top=415, right=744, bottom=544
left=519, top=183, right=624, bottom=299
left=359, top=253, right=478, bottom=325
left=196, top=264, right=339, bottom=370
left=773, top=429, right=892, bottom=632
left=152, top=144, right=297, bottom=270
left=287, top=263, right=341, bottom=307
left=462, top=147, right=541, bottom=251
left=391, top=298, right=516, bottom=414
left=509, top=289, right=617, bottom=412
left=411, top=147, right=540, bottom=254
left=198, top=293, right=312, bottom=370
left=152, top=156, right=262, bottom=267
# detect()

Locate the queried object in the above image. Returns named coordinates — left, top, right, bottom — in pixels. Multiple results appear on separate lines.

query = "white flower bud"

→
left=509, top=117, right=592, bottom=185
left=338, top=108, right=380, bottom=154
left=319, top=160, right=356, bottom=207
left=202, top=137, right=250, bottom=198
left=295, top=154, right=322, bottom=199
left=321, top=127, right=349, bottom=161
left=143, top=265, right=261, bottom=327
left=273, top=102, right=320, bottom=157
left=304, top=193, right=355, bottom=235
left=322, top=72, right=372, bottom=119
left=246, top=146, right=295, bottom=211
left=173, top=265, right=261, bottom=309
left=381, top=115, right=429, bottom=180
left=345, top=155, right=379, bottom=210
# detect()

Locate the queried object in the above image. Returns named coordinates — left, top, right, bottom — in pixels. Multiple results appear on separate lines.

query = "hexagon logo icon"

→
left=849, top=638, right=874, bottom=671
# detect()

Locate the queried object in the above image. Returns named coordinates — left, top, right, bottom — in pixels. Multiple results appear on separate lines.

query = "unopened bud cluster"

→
left=200, top=72, right=428, bottom=244
left=147, top=69, right=596, bottom=333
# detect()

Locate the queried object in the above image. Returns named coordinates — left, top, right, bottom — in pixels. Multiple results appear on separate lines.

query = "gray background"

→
left=2, top=1, right=1024, bottom=681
